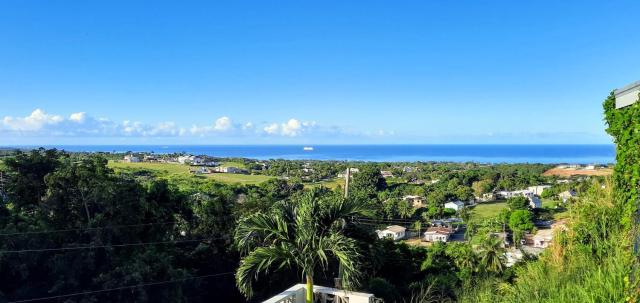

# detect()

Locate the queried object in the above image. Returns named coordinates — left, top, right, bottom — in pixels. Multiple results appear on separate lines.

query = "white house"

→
left=423, top=227, right=453, bottom=242
left=403, top=195, right=425, bottom=208
left=380, top=171, right=394, bottom=178
left=559, top=190, right=577, bottom=203
left=532, top=229, right=554, bottom=248
left=444, top=201, right=465, bottom=212
left=123, top=155, right=140, bottom=163
left=527, top=185, right=551, bottom=196
left=177, top=155, right=195, bottom=164
left=213, top=166, right=245, bottom=174
left=376, top=225, right=406, bottom=241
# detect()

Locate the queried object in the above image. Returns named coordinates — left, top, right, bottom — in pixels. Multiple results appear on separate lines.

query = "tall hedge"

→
left=603, top=90, right=640, bottom=297
left=603, top=91, right=639, bottom=228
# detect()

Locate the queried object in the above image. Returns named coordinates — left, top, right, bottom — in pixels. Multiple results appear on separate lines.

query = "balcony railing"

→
left=263, top=284, right=383, bottom=303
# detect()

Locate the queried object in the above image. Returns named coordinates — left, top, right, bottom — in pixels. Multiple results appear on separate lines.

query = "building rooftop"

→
left=614, top=80, right=640, bottom=109
left=263, top=284, right=379, bottom=303
left=385, top=225, right=406, bottom=233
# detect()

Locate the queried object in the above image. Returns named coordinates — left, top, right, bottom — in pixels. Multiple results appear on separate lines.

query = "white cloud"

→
left=69, top=112, right=87, bottom=123
left=263, top=123, right=279, bottom=135
left=281, top=119, right=301, bottom=136
left=2, top=109, right=63, bottom=131
left=214, top=116, right=233, bottom=131
left=0, top=109, right=349, bottom=141
left=262, top=118, right=317, bottom=137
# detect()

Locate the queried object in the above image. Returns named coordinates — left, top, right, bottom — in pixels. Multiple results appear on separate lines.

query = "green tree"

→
left=382, top=198, right=399, bottom=219
left=234, top=189, right=368, bottom=303
left=351, top=166, right=387, bottom=198
left=507, top=196, right=529, bottom=210
left=397, top=199, right=415, bottom=219
left=471, top=180, right=493, bottom=197
left=508, top=210, right=534, bottom=244
left=455, top=186, right=474, bottom=201
left=478, top=235, right=505, bottom=275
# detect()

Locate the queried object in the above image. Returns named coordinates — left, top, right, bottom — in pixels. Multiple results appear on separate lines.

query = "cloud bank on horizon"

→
left=0, top=108, right=610, bottom=145
left=1, top=108, right=391, bottom=144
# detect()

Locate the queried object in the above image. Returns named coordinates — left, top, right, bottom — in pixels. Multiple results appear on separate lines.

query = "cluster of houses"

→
left=400, top=195, right=467, bottom=212
left=376, top=218, right=461, bottom=243
left=123, top=153, right=218, bottom=166
left=482, top=184, right=577, bottom=207
left=122, top=154, right=251, bottom=175
left=376, top=223, right=457, bottom=243
left=555, top=164, right=600, bottom=170
left=493, top=185, right=553, bottom=209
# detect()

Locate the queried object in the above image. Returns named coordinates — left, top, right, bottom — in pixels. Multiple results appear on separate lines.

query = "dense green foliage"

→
left=456, top=90, right=638, bottom=302
left=604, top=90, right=640, bottom=300
left=0, top=135, right=628, bottom=303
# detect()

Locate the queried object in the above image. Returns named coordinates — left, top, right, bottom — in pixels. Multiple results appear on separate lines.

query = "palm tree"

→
left=479, top=235, right=506, bottom=274
left=234, top=188, right=369, bottom=303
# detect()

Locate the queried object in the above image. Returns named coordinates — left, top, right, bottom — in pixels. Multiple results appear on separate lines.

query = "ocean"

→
left=18, top=144, right=616, bottom=164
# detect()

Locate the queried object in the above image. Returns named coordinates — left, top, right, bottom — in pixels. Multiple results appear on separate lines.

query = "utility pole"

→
left=335, top=167, right=350, bottom=289
left=0, top=171, right=7, bottom=203
left=344, top=167, right=350, bottom=198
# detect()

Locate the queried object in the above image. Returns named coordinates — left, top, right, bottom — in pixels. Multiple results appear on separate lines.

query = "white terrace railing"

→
left=263, top=284, right=383, bottom=303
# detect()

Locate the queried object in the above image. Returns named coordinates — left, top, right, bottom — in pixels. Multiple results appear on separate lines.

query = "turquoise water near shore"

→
left=14, top=144, right=615, bottom=164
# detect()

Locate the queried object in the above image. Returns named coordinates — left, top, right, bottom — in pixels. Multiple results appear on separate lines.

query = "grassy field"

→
left=470, top=199, right=569, bottom=221
left=469, top=201, right=508, bottom=220
left=541, top=198, right=570, bottom=220
left=108, top=161, right=273, bottom=185
left=219, top=161, right=247, bottom=169
left=304, top=178, right=343, bottom=190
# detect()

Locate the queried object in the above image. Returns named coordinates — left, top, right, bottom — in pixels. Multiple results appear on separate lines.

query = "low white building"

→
left=533, top=229, right=554, bottom=248
left=177, top=155, right=195, bottom=164
left=444, top=201, right=465, bottom=212
left=380, top=171, right=394, bottom=178
left=527, top=185, right=551, bottom=196
left=213, top=166, right=245, bottom=174
left=376, top=225, right=406, bottom=241
left=123, top=155, right=140, bottom=163
left=423, top=227, right=453, bottom=242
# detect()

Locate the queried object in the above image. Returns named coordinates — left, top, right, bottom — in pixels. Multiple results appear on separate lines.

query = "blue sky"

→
left=1, top=1, right=638, bottom=145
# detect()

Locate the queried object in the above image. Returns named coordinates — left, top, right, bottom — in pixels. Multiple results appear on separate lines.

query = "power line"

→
left=0, top=237, right=221, bottom=254
left=350, top=215, right=418, bottom=223
left=0, top=221, right=181, bottom=237
left=350, top=216, right=417, bottom=224
left=8, top=271, right=235, bottom=303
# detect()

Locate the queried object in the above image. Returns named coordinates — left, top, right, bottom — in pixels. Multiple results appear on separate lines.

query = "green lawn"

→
left=205, top=173, right=272, bottom=185
left=470, top=199, right=569, bottom=221
left=109, top=161, right=189, bottom=175
left=469, top=201, right=508, bottom=220
left=304, top=178, right=343, bottom=190
left=541, top=198, right=570, bottom=220
left=219, top=161, right=247, bottom=169
left=108, top=161, right=272, bottom=185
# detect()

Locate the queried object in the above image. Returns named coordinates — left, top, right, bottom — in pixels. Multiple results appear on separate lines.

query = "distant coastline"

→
left=1, top=144, right=616, bottom=164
